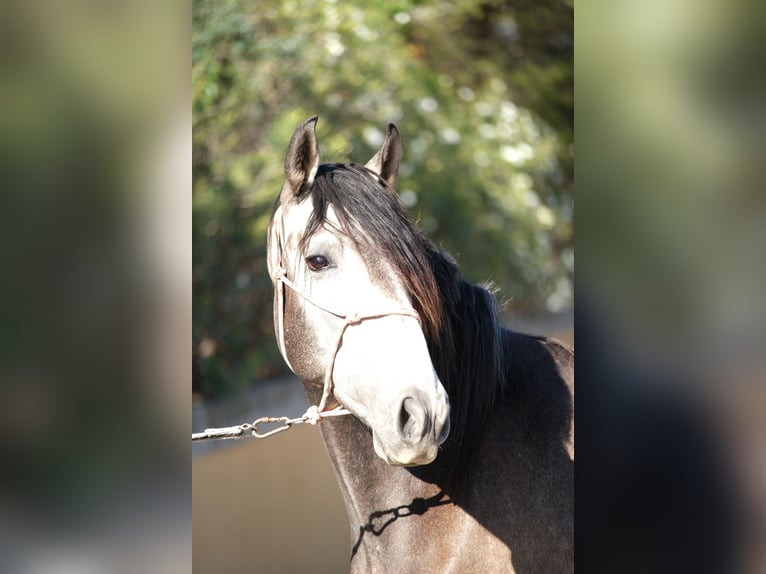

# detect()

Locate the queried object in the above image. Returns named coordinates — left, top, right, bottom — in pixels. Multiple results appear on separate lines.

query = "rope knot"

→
left=303, top=405, right=323, bottom=425
left=345, top=311, right=363, bottom=325
left=274, top=267, right=287, bottom=281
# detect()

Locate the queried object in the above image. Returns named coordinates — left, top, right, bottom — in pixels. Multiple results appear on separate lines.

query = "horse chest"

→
left=349, top=507, right=516, bottom=574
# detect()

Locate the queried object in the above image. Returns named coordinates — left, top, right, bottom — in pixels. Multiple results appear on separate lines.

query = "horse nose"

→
left=397, top=396, right=432, bottom=445
left=374, top=390, right=450, bottom=466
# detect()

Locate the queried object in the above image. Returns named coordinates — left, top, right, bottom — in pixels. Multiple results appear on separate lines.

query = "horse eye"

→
left=306, top=255, right=330, bottom=271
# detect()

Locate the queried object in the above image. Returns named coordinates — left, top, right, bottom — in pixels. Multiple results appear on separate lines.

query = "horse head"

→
left=267, top=116, right=450, bottom=466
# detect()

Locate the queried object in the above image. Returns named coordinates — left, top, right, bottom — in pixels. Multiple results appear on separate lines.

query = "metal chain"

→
left=192, top=405, right=351, bottom=442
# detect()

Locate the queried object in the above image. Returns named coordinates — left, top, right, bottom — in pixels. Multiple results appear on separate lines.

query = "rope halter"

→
left=273, top=264, right=421, bottom=422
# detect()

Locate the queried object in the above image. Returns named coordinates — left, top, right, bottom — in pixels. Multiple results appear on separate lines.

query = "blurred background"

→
left=577, top=0, right=766, bottom=572
left=1, top=1, right=190, bottom=573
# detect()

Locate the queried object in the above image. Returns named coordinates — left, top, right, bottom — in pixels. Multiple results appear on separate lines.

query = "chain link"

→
left=192, top=406, right=351, bottom=442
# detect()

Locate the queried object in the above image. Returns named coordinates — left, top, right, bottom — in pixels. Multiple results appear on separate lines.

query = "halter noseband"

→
left=272, top=214, right=421, bottom=422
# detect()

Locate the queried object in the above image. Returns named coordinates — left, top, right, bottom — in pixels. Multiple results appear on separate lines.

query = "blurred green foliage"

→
left=193, top=0, right=573, bottom=396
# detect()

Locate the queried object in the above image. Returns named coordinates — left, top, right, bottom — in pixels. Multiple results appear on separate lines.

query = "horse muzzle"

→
left=371, top=387, right=451, bottom=467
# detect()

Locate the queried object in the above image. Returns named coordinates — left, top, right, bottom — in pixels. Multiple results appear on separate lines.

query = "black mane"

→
left=293, top=163, right=507, bottom=491
left=427, top=248, right=507, bottom=491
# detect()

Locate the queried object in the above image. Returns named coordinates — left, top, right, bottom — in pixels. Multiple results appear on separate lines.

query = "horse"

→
left=267, top=116, right=573, bottom=573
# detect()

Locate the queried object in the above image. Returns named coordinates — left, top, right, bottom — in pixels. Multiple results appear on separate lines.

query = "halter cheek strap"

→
left=271, top=220, right=421, bottom=422
left=273, top=265, right=293, bottom=372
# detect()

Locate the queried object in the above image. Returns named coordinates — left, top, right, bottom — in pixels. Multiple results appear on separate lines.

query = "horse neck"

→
left=307, top=393, right=455, bottom=572
left=302, top=381, right=444, bottom=503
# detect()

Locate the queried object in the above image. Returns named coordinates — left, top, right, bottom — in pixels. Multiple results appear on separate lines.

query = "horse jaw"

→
left=330, top=314, right=451, bottom=467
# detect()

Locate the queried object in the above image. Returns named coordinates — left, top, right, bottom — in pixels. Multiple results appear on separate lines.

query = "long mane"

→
left=293, top=163, right=507, bottom=490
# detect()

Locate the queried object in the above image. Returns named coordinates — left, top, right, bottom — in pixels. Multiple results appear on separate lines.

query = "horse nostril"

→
left=436, top=415, right=450, bottom=444
left=398, top=397, right=429, bottom=444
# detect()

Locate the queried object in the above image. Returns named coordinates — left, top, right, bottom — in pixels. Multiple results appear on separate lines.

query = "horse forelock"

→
left=294, top=163, right=443, bottom=345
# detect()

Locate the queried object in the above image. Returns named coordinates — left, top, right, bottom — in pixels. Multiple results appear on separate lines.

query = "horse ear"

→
left=283, top=116, right=320, bottom=199
left=365, top=124, right=401, bottom=188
